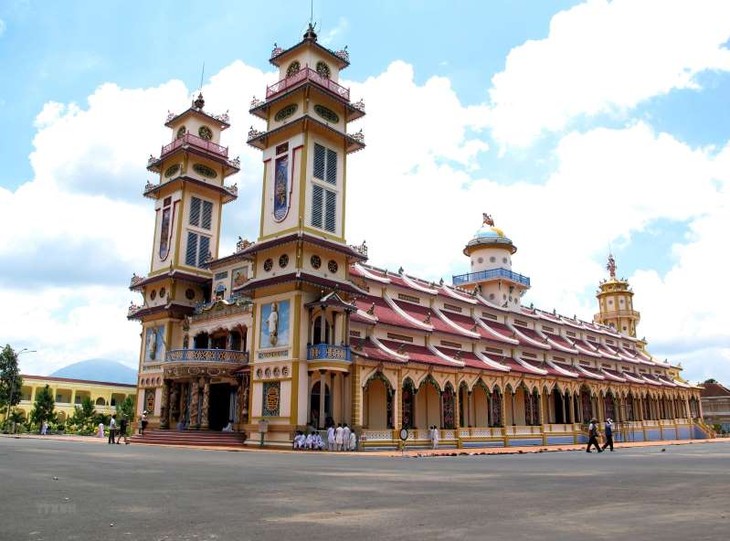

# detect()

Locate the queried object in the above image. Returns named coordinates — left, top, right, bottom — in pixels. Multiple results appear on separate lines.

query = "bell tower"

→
left=240, top=25, right=368, bottom=444
left=128, top=94, right=240, bottom=421
left=594, top=253, right=641, bottom=337
left=452, top=213, right=531, bottom=310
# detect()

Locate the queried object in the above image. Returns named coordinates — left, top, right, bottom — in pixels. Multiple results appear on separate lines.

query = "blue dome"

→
left=474, top=225, right=505, bottom=239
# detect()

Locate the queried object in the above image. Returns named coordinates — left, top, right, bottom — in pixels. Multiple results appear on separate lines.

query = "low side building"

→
left=10, top=375, right=137, bottom=424
left=700, top=382, right=730, bottom=432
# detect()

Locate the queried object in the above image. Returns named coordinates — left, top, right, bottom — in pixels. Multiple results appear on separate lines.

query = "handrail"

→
left=160, top=133, right=228, bottom=158
left=452, top=268, right=531, bottom=287
left=266, top=67, right=350, bottom=100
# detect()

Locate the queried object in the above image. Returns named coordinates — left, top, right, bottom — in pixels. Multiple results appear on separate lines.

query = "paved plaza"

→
left=1, top=437, right=729, bottom=540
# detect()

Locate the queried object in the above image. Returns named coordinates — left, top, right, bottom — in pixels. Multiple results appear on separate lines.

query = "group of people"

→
left=293, top=430, right=326, bottom=450
left=327, top=423, right=357, bottom=451
left=106, top=414, right=130, bottom=445
left=586, top=418, right=615, bottom=453
left=293, top=423, right=358, bottom=451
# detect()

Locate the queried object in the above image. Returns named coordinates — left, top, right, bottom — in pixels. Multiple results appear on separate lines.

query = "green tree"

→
left=70, top=396, right=97, bottom=433
left=116, top=396, right=135, bottom=423
left=30, top=385, right=56, bottom=431
left=1, top=345, right=24, bottom=427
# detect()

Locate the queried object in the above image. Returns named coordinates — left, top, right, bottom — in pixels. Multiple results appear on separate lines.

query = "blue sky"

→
left=1, top=0, right=729, bottom=384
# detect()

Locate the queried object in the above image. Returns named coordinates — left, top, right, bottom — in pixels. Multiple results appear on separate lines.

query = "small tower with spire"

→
left=594, top=253, right=641, bottom=337
left=452, top=214, right=530, bottom=310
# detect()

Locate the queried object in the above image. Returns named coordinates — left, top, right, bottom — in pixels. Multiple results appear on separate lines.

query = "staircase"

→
left=129, top=429, right=246, bottom=448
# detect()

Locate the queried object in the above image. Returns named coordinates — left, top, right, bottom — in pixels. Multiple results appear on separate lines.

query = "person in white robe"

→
left=342, top=424, right=351, bottom=451
left=305, top=432, right=314, bottom=450
left=222, top=420, right=233, bottom=432
left=314, top=433, right=324, bottom=450
left=327, top=425, right=335, bottom=451
left=432, top=426, right=440, bottom=449
left=348, top=430, right=357, bottom=452
left=335, top=423, right=344, bottom=451
left=97, top=422, right=105, bottom=438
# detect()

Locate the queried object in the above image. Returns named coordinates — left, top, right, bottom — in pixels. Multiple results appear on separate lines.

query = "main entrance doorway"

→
left=208, top=383, right=235, bottom=431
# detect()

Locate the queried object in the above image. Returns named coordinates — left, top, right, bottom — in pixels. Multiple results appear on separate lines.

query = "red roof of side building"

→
left=379, top=340, right=458, bottom=368
left=700, top=382, right=730, bottom=397
left=354, top=296, right=424, bottom=331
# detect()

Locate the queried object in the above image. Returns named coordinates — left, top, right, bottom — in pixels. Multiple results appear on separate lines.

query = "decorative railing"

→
left=266, top=67, right=350, bottom=101
left=361, top=430, right=392, bottom=441
left=452, top=268, right=531, bottom=287
left=160, top=133, right=228, bottom=159
left=165, top=349, right=248, bottom=364
left=307, top=343, right=351, bottom=362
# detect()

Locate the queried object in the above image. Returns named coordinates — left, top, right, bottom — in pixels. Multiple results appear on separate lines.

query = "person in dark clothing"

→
left=117, top=417, right=129, bottom=444
left=601, top=418, right=614, bottom=452
left=586, top=418, right=603, bottom=453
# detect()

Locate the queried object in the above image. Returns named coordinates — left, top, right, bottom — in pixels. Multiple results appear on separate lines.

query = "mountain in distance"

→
left=51, top=359, right=138, bottom=385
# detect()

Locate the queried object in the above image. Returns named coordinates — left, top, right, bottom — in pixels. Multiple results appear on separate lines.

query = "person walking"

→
left=601, top=418, right=615, bottom=452
left=327, top=423, right=335, bottom=451
left=335, top=423, right=344, bottom=451
left=586, top=418, right=602, bottom=453
left=432, top=425, right=440, bottom=450
left=117, top=416, right=129, bottom=444
left=108, top=414, right=117, bottom=445
left=342, top=423, right=351, bottom=451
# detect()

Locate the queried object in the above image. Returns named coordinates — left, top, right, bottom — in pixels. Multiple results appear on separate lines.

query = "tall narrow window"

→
left=189, top=197, right=213, bottom=230
left=311, top=143, right=338, bottom=233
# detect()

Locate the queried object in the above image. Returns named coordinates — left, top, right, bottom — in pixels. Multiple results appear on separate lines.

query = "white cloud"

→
left=0, top=18, right=6, bottom=37
left=3, top=40, right=729, bottom=387
left=487, top=0, right=730, bottom=148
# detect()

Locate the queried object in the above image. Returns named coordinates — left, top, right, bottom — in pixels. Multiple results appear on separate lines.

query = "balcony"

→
left=307, top=343, right=351, bottom=362
left=266, top=67, right=350, bottom=101
left=452, top=268, right=531, bottom=287
left=166, top=349, right=248, bottom=364
left=159, top=133, right=229, bottom=160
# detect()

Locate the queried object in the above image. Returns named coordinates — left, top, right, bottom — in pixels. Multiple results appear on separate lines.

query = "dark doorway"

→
left=208, top=383, right=233, bottom=431
left=553, top=389, right=565, bottom=424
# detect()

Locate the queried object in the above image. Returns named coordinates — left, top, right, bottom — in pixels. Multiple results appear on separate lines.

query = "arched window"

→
left=286, top=61, right=301, bottom=77
left=316, top=61, right=331, bottom=79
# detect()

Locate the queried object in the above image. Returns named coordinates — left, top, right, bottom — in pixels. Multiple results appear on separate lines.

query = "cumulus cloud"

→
left=487, top=0, right=730, bottom=148
left=0, top=18, right=6, bottom=37
left=2, top=25, right=729, bottom=385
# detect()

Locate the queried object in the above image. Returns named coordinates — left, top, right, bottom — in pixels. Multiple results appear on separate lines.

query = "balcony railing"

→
left=452, top=268, right=531, bottom=287
left=307, top=343, right=351, bottom=362
left=266, top=67, right=350, bottom=101
left=159, top=133, right=228, bottom=159
left=166, top=349, right=248, bottom=364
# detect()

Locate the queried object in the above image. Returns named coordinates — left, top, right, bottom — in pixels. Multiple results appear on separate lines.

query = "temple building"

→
left=128, top=25, right=708, bottom=449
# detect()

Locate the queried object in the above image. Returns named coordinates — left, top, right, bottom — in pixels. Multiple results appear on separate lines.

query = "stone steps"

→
left=129, top=429, right=246, bottom=447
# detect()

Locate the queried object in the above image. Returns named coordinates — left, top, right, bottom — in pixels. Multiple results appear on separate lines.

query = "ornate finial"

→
left=236, top=237, right=253, bottom=252
left=303, top=23, right=318, bottom=41
left=439, top=278, right=444, bottom=286
left=193, top=93, right=205, bottom=110
left=482, top=212, right=494, bottom=226
left=424, top=311, right=431, bottom=324
left=397, top=343, right=406, bottom=354
left=398, top=266, right=404, bottom=275
left=367, top=303, right=375, bottom=316
left=607, top=253, right=617, bottom=279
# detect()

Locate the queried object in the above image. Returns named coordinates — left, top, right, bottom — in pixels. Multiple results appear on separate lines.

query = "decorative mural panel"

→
left=262, top=381, right=281, bottom=417
left=144, top=388, right=155, bottom=413
left=159, top=201, right=172, bottom=261
left=231, top=267, right=248, bottom=289
left=145, top=326, right=166, bottom=362
left=491, top=391, right=503, bottom=426
left=273, top=155, right=290, bottom=221
left=260, top=300, right=290, bottom=348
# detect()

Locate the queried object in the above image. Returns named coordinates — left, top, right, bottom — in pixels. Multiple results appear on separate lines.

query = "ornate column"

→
left=561, top=392, right=567, bottom=425
left=392, top=385, right=399, bottom=432
left=160, top=380, right=170, bottom=429
left=319, top=370, right=326, bottom=428
left=179, top=383, right=188, bottom=427
left=200, top=379, right=210, bottom=429
left=189, top=383, right=200, bottom=428
left=351, top=366, right=362, bottom=428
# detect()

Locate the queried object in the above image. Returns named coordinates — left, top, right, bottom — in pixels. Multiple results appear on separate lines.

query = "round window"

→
left=490, top=256, right=496, bottom=263
left=198, top=125, right=213, bottom=140
left=477, top=257, right=483, bottom=264
left=502, top=257, right=508, bottom=264
left=176, top=126, right=186, bottom=139
left=310, top=255, right=321, bottom=269
left=159, top=287, right=166, bottom=298
left=279, top=254, right=289, bottom=268
left=263, top=258, right=273, bottom=272
left=185, top=288, right=195, bottom=300
left=328, top=260, right=338, bottom=273
left=150, top=289, right=157, bottom=300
